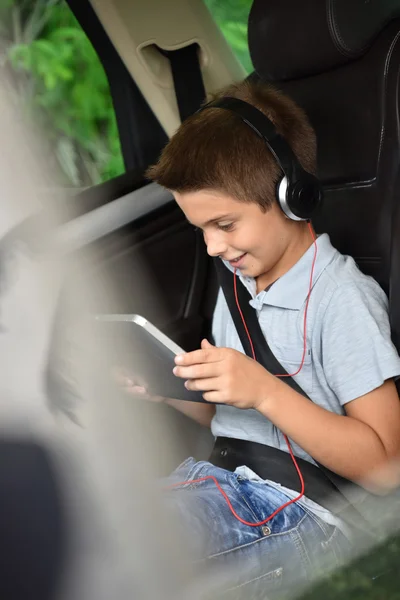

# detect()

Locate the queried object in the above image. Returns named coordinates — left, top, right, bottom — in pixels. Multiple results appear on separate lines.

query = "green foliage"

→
left=1, top=0, right=253, bottom=187
left=204, top=0, right=253, bottom=73
left=2, top=0, right=124, bottom=187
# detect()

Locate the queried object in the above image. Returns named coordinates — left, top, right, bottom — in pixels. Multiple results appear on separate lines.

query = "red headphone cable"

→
left=166, top=222, right=318, bottom=528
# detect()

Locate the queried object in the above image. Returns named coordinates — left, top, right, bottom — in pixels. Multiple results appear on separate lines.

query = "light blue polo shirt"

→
left=211, top=233, right=400, bottom=464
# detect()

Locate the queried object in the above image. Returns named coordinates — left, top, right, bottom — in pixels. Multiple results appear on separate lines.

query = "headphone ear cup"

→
left=277, top=175, right=322, bottom=221
left=277, top=175, right=302, bottom=221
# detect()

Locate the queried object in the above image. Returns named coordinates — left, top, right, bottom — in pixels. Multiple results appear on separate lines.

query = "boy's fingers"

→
left=201, top=338, right=214, bottom=349
left=129, top=389, right=165, bottom=403
left=184, top=378, right=217, bottom=391
left=131, top=386, right=147, bottom=394
left=202, top=391, right=223, bottom=403
left=173, top=362, right=220, bottom=379
left=174, top=347, right=223, bottom=366
left=121, top=384, right=147, bottom=395
left=111, top=368, right=164, bottom=402
left=112, top=367, right=147, bottom=388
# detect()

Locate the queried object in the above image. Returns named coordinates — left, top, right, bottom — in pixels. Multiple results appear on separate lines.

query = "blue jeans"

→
left=162, top=457, right=352, bottom=599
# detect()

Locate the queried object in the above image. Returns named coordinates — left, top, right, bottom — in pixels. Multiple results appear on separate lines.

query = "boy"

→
left=125, top=80, right=400, bottom=596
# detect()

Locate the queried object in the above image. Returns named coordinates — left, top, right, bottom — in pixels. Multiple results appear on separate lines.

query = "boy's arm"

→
left=255, top=281, right=400, bottom=491
left=175, top=337, right=400, bottom=492
left=257, top=377, right=400, bottom=492
left=256, top=281, right=400, bottom=492
left=164, top=397, right=215, bottom=428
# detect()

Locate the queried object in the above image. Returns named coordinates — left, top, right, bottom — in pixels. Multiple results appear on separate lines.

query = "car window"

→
left=0, top=0, right=124, bottom=188
left=204, top=0, right=253, bottom=73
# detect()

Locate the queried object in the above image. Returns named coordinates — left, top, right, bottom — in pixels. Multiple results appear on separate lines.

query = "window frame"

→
left=66, top=0, right=167, bottom=178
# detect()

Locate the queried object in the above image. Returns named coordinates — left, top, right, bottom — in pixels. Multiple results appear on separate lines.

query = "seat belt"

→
left=162, top=44, right=206, bottom=121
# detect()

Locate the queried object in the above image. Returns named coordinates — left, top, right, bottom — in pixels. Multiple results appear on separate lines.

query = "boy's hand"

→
left=112, top=368, right=166, bottom=403
left=173, top=339, right=276, bottom=410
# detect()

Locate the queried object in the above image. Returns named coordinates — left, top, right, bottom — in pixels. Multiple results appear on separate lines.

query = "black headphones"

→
left=197, top=97, right=322, bottom=221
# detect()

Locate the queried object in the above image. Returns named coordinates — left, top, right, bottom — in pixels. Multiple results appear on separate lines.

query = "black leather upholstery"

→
left=248, top=0, right=400, bottom=353
left=249, top=0, right=400, bottom=81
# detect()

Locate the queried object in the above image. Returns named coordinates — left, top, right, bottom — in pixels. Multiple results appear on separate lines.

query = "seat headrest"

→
left=249, top=0, right=400, bottom=81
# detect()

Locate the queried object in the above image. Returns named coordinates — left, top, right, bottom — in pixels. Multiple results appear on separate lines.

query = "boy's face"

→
left=173, top=190, right=306, bottom=283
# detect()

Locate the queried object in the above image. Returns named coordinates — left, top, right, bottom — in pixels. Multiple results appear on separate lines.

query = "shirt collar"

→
left=221, top=233, right=338, bottom=310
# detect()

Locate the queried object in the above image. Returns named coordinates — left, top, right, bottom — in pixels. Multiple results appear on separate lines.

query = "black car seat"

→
left=248, top=0, right=400, bottom=354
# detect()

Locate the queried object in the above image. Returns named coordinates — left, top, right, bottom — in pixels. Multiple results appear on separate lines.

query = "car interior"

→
left=55, top=0, right=400, bottom=466
left=4, top=0, right=400, bottom=597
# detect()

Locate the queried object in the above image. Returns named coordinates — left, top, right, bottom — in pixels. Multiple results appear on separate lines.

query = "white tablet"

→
left=94, top=314, right=207, bottom=403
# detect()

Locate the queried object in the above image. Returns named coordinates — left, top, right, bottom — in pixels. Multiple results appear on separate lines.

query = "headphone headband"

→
left=197, top=97, right=322, bottom=221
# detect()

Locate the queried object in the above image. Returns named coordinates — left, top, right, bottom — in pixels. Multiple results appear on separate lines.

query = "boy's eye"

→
left=218, top=223, right=234, bottom=232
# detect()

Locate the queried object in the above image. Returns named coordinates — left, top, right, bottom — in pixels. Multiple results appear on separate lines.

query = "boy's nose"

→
left=205, top=233, right=227, bottom=257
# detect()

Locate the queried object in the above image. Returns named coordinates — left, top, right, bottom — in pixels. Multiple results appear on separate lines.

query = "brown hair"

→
left=146, top=79, right=317, bottom=211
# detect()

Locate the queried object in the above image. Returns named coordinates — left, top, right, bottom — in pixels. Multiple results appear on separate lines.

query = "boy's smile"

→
left=227, top=253, right=247, bottom=268
left=173, top=189, right=313, bottom=292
